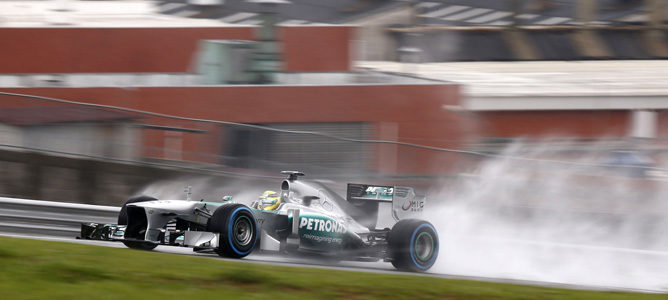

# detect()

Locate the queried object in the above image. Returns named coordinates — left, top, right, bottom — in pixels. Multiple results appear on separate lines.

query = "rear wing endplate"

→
left=346, top=184, right=425, bottom=221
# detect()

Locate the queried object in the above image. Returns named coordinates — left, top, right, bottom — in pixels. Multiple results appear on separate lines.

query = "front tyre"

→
left=121, top=240, right=159, bottom=250
left=207, top=204, right=258, bottom=258
left=388, top=219, right=439, bottom=272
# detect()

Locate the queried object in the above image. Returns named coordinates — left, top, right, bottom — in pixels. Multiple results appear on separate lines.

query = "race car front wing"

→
left=78, top=223, right=220, bottom=249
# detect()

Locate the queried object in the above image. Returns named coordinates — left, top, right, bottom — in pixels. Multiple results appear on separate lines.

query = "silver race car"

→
left=80, top=171, right=439, bottom=272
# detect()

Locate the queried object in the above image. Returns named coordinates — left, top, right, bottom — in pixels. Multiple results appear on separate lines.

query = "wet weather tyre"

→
left=207, top=204, right=258, bottom=258
left=388, top=219, right=439, bottom=272
left=118, top=195, right=158, bottom=250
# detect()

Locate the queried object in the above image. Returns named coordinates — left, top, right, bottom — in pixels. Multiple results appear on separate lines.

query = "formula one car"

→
left=80, top=171, right=439, bottom=272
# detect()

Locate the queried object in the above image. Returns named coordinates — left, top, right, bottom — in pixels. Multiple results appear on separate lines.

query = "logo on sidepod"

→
left=299, top=217, right=346, bottom=234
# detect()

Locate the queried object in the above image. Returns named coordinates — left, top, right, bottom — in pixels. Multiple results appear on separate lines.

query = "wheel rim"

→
left=233, top=216, right=253, bottom=246
left=414, top=232, right=434, bottom=262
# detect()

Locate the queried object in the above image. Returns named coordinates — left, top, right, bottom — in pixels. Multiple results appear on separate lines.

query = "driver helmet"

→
left=259, top=190, right=280, bottom=210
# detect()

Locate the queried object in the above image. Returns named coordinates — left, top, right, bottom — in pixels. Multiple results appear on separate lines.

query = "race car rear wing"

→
left=346, top=184, right=425, bottom=222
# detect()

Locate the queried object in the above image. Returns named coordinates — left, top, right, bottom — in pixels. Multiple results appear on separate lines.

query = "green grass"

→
left=0, top=236, right=665, bottom=300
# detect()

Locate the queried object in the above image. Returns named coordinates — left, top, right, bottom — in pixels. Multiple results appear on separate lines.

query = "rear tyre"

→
left=118, top=195, right=158, bottom=250
left=207, top=204, right=258, bottom=258
left=388, top=219, right=438, bottom=272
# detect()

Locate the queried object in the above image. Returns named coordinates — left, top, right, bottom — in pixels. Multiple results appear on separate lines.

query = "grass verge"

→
left=0, top=236, right=664, bottom=299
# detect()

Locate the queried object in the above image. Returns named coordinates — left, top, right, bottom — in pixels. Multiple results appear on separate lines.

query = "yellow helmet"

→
left=259, top=190, right=280, bottom=210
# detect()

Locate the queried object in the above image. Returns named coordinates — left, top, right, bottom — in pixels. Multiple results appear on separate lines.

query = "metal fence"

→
left=0, top=197, right=118, bottom=238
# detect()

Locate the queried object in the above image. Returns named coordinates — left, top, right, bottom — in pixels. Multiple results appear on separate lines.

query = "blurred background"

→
left=0, top=0, right=667, bottom=206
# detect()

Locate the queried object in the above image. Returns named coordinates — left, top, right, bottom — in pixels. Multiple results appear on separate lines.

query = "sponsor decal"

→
left=302, top=233, right=342, bottom=244
left=401, top=199, right=424, bottom=212
left=299, top=217, right=346, bottom=234
left=364, top=186, right=393, bottom=199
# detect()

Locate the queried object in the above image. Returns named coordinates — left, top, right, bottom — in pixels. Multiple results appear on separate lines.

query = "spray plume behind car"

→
left=425, top=140, right=668, bottom=292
